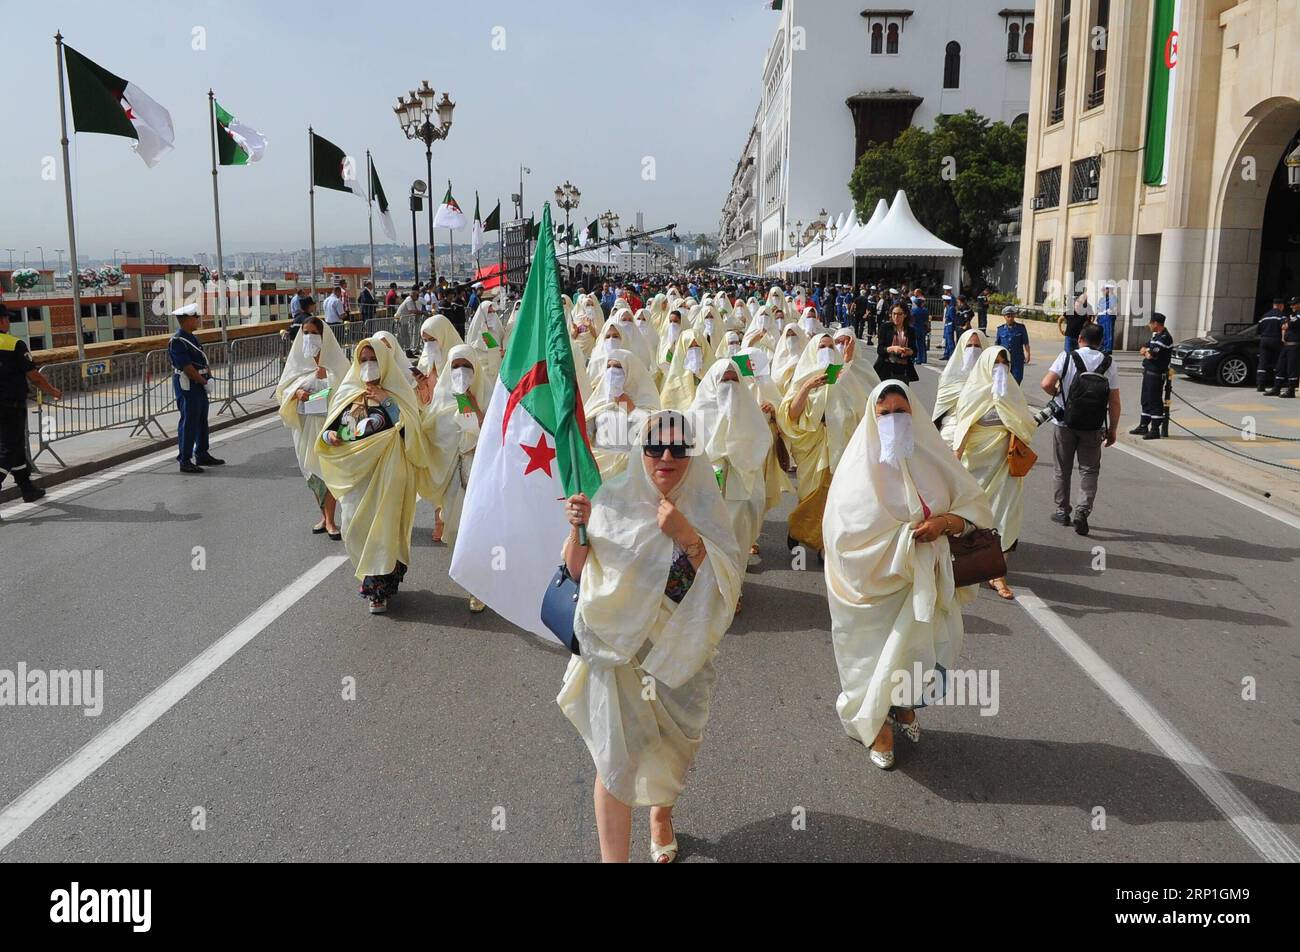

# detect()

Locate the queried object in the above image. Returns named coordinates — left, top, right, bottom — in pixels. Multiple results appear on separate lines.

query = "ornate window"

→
left=871, top=23, right=883, bottom=54
left=887, top=23, right=899, bottom=54
left=943, top=41, right=961, bottom=88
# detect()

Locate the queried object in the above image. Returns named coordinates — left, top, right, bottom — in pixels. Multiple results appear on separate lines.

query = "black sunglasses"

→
left=642, top=443, right=691, bottom=459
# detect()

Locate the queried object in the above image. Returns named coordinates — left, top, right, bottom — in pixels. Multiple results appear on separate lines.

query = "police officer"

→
left=169, top=303, right=224, bottom=473
left=1131, top=312, right=1173, bottom=440
left=1256, top=296, right=1285, bottom=394
left=0, top=303, right=62, bottom=502
left=1277, top=295, right=1300, bottom=399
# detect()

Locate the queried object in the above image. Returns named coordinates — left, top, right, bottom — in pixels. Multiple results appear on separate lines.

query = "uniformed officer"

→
left=169, top=303, right=224, bottom=473
left=1277, top=295, right=1300, bottom=399
left=1256, top=296, right=1285, bottom=393
left=0, top=303, right=62, bottom=502
left=1131, top=312, right=1173, bottom=440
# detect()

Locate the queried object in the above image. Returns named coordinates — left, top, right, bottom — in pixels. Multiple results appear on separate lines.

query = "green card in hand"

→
left=455, top=393, right=474, bottom=413
left=825, top=363, right=843, bottom=385
left=482, top=331, right=499, bottom=349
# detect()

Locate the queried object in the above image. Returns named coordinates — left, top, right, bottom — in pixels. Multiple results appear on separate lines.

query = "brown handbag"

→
left=949, top=528, right=1007, bottom=587
left=1007, top=434, right=1038, bottom=478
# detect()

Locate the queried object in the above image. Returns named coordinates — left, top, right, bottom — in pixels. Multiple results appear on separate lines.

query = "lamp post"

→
left=554, top=180, right=581, bottom=275
left=395, top=80, right=455, bottom=283
left=55, top=249, right=64, bottom=277
left=626, top=225, right=642, bottom=276
left=599, top=210, right=620, bottom=269
left=409, top=180, right=427, bottom=287
left=37, top=246, right=46, bottom=270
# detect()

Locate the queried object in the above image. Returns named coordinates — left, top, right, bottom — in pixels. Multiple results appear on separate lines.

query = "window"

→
left=28, top=335, right=46, bottom=351
left=1050, top=0, right=1071, bottom=124
left=1070, top=237, right=1090, bottom=289
left=1024, top=22, right=1034, bottom=55
left=871, top=23, right=883, bottom=54
left=1087, top=0, right=1109, bottom=109
left=943, top=42, right=961, bottom=88
left=5, top=306, right=25, bottom=322
left=1007, top=23, right=1021, bottom=56
left=1036, top=166, right=1063, bottom=208
left=1069, top=156, right=1101, bottom=203
left=886, top=23, right=899, bottom=54
left=863, top=12, right=909, bottom=55
left=1034, top=241, right=1053, bottom=305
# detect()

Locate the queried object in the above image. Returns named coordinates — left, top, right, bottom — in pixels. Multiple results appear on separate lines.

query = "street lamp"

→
left=4, top=249, right=13, bottom=269
left=55, top=249, right=65, bottom=277
left=36, top=246, right=46, bottom=270
left=599, top=210, right=620, bottom=267
left=554, top=180, right=581, bottom=274
left=626, top=225, right=642, bottom=275
left=409, top=179, right=428, bottom=287
left=395, top=80, right=455, bottom=282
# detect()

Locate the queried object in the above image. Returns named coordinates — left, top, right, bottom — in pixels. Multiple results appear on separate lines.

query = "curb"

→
left=0, top=405, right=279, bottom=504
left=1117, top=432, right=1300, bottom=517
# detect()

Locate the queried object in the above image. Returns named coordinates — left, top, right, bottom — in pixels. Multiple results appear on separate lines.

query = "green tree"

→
left=848, top=110, right=1026, bottom=286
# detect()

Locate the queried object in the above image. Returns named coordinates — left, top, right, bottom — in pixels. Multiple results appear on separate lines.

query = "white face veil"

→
left=951, top=345, right=1038, bottom=451
left=688, top=358, right=773, bottom=497
left=932, top=327, right=986, bottom=424
left=276, top=321, right=349, bottom=413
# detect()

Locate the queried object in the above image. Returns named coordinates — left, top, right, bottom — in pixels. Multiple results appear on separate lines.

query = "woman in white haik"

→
left=421, top=343, right=491, bottom=612
left=659, top=326, right=713, bottom=411
left=465, top=300, right=507, bottom=387
left=931, top=327, right=986, bottom=447
left=275, top=316, right=350, bottom=539
left=822, top=380, right=992, bottom=768
left=951, top=345, right=1038, bottom=601
left=688, top=357, right=772, bottom=612
left=413, top=314, right=464, bottom=543
left=585, top=348, right=661, bottom=479
left=558, top=410, right=742, bottom=863
left=736, top=345, right=795, bottom=550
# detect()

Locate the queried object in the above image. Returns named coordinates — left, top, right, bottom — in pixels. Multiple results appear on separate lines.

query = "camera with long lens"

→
left=1033, top=396, right=1064, bottom=426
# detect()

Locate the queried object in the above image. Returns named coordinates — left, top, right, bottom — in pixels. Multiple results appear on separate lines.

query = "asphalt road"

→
left=1, top=366, right=1297, bottom=863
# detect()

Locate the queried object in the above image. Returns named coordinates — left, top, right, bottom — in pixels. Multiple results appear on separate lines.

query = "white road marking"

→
left=0, top=554, right=348, bottom=854
left=1016, top=588, right=1300, bottom=863
left=0, top=414, right=279, bottom=519
left=1113, top=441, right=1300, bottom=532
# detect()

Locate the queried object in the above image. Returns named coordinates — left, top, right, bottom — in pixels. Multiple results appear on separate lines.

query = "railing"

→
left=29, top=331, right=291, bottom=466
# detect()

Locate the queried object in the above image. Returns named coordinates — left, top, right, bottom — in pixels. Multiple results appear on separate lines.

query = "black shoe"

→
left=1264, top=388, right=1281, bottom=397
left=1050, top=509, right=1072, bottom=527
left=1143, top=428, right=1162, bottom=440
left=179, top=461, right=205, bottom=474
left=1257, top=383, right=1267, bottom=392
left=195, top=454, right=226, bottom=466
left=1283, top=389, right=1296, bottom=399
left=19, top=484, right=46, bottom=503
left=1073, top=510, right=1090, bottom=536
left=1128, top=423, right=1149, bottom=436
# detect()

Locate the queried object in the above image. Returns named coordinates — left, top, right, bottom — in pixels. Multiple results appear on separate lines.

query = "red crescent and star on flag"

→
left=1164, top=30, right=1179, bottom=69
left=520, top=433, right=556, bottom=477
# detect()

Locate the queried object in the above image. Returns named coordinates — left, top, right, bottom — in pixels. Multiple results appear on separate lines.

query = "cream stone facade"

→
left=1017, top=0, right=1300, bottom=349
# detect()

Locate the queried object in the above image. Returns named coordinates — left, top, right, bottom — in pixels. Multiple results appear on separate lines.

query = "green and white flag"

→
left=433, top=181, right=467, bottom=229
left=311, top=132, right=365, bottom=199
left=582, top=219, right=598, bottom=247
left=215, top=99, right=266, bottom=165
left=449, top=203, right=600, bottom=641
left=1142, top=0, right=1181, bottom=186
left=63, top=44, right=174, bottom=167
left=471, top=193, right=485, bottom=255
left=483, top=200, right=501, bottom=233
left=369, top=158, right=397, bottom=241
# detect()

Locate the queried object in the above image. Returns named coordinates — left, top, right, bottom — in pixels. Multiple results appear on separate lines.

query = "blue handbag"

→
left=540, top=563, right=581, bottom=655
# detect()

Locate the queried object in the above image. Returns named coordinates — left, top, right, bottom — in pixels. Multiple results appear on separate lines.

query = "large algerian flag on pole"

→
left=311, top=132, right=365, bottom=198
left=471, top=193, right=485, bottom=255
left=1142, top=0, right=1181, bottom=186
left=63, top=44, right=175, bottom=167
left=433, top=181, right=467, bottom=229
left=450, top=204, right=601, bottom=640
left=214, top=99, right=267, bottom=165
left=370, top=159, right=397, bottom=241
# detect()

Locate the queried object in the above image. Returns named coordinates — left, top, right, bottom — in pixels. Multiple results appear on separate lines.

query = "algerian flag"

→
left=1142, top=0, right=1181, bottom=186
left=582, top=219, right=598, bottom=247
left=765, top=0, right=784, bottom=9
left=449, top=203, right=601, bottom=640
left=214, top=99, right=266, bottom=165
left=471, top=193, right=485, bottom=255
left=311, top=132, right=365, bottom=199
left=369, top=158, right=397, bottom=241
left=63, top=44, right=175, bottom=167
left=484, top=201, right=501, bottom=232
left=433, top=181, right=467, bottom=229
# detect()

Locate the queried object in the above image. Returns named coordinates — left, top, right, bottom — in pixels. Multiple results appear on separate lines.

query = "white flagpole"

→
left=54, top=31, right=85, bottom=362
left=208, top=90, right=228, bottom=345
left=366, top=150, right=376, bottom=293
left=308, top=127, right=316, bottom=300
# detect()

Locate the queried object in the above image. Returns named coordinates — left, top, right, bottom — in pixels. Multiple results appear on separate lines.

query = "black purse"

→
left=540, top=563, right=581, bottom=655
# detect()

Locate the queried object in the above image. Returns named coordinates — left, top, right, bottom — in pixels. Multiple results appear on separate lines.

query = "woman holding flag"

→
left=318, top=338, right=433, bottom=615
left=659, top=327, right=713, bottom=411
left=558, top=409, right=742, bottom=863
left=274, top=315, right=349, bottom=538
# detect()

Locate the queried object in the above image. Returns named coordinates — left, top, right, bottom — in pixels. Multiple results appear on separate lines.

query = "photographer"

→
left=1040, top=323, right=1120, bottom=537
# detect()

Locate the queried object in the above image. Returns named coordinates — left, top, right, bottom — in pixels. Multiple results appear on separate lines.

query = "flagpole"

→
left=497, top=199, right=504, bottom=297
left=365, top=150, right=376, bottom=294
left=449, top=227, right=454, bottom=284
left=208, top=90, right=228, bottom=345
left=54, top=31, right=85, bottom=362
left=308, top=127, right=316, bottom=300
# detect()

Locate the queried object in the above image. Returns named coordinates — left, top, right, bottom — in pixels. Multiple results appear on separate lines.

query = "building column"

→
left=1153, top=227, right=1209, bottom=341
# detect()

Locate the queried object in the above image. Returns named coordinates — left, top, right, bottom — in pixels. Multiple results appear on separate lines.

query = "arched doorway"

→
left=1206, top=98, right=1300, bottom=331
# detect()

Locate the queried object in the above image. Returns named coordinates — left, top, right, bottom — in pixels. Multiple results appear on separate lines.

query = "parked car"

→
left=1170, top=325, right=1260, bottom=386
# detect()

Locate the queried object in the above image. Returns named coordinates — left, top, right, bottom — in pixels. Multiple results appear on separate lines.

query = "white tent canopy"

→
left=764, top=207, right=857, bottom=275
left=800, top=198, right=889, bottom=271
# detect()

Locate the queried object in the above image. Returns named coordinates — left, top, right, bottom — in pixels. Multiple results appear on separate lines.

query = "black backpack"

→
left=1062, top=352, right=1112, bottom=430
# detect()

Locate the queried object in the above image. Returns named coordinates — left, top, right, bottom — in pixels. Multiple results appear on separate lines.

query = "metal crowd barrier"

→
left=30, top=332, right=290, bottom=465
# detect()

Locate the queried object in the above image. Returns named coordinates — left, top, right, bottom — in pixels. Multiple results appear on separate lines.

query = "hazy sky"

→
left=2, top=0, right=774, bottom=262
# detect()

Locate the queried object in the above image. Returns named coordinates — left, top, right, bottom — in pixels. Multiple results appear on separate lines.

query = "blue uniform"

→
left=168, top=328, right=211, bottom=464
left=942, top=302, right=957, bottom=359
left=1096, top=293, right=1117, bottom=354
left=910, top=304, right=929, bottom=364
left=996, top=322, right=1031, bottom=383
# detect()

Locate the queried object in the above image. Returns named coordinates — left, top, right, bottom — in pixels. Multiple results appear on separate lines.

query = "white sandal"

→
left=650, top=836, right=679, bottom=864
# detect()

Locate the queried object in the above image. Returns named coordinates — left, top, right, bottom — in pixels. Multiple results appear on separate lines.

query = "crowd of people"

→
left=251, top=265, right=1142, bottom=863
